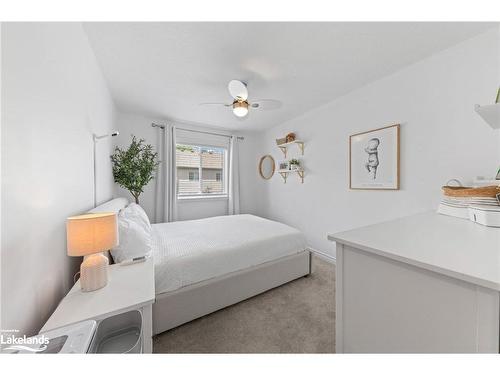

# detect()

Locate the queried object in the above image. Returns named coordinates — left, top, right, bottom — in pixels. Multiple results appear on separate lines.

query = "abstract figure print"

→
left=365, top=138, right=380, bottom=179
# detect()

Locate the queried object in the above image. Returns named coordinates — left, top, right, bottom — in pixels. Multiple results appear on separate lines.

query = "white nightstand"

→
left=41, top=257, right=155, bottom=353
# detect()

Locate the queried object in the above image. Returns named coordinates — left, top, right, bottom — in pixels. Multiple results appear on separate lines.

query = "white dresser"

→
left=328, top=212, right=500, bottom=353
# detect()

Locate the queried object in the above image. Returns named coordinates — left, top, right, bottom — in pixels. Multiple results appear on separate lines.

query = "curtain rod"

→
left=151, top=122, right=244, bottom=140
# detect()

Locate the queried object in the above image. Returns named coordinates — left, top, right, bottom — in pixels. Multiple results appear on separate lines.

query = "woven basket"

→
left=276, top=137, right=287, bottom=145
left=442, top=185, right=500, bottom=198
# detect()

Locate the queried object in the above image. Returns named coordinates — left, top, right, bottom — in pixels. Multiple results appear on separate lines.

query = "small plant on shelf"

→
left=289, top=158, right=301, bottom=170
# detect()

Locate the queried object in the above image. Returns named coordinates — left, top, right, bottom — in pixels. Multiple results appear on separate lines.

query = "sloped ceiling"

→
left=84, top=22, right=496, bottom=131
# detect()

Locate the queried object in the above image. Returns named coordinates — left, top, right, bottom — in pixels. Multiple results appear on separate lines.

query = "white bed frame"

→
left=153, top=250, right=311, bottom=334
left=90, top=198, right=311, bottom=336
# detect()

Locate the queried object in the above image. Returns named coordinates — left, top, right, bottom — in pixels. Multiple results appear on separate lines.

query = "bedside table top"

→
left=41, top=257, right=155, bottom=333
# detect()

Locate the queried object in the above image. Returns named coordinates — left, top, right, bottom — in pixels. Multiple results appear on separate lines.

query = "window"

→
left=188, top=171, right=199, bottom=181
left=176, top=144, right=227, bottom=197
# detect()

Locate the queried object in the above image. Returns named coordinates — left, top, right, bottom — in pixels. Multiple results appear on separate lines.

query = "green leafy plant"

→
left=176, top=144, right=195, bottom=152
left=289, top=158, right=300, bottom=165
left=110, top=136, right=160, bottom=204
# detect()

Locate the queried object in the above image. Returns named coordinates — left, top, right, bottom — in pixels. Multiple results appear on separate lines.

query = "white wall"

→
left=1, top=23, right=116, bottom=336
left=113, top=111, right=261, bottom=222
left=0, top=23, right=3, bottom=333
left=255, top=28, right=500, bottom=260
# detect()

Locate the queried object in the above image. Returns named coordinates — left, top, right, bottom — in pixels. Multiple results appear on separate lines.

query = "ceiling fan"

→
left=200, top=80, right=282, bottom=118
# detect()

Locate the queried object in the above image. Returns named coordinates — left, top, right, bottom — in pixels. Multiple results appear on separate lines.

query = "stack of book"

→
left=438, top=195, right=499, bottom=219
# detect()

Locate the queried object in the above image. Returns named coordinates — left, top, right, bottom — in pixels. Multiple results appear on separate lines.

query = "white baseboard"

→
left=307, top=247, right=336, bottom=264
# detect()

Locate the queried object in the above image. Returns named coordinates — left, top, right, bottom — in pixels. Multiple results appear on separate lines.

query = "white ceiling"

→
left=84, top=22, right=496, bottom=131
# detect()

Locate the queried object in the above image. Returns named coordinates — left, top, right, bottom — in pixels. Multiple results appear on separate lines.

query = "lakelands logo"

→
left=1, top=329, right=49, bottom=353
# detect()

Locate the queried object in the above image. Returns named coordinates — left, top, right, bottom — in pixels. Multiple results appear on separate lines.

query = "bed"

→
left=89, top=198, right=311, bottom=335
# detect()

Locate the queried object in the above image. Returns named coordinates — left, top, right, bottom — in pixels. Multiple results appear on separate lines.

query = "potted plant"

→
left=110, top=135, right=160, bottom=204
left=289, top=158, right=301, bottom=170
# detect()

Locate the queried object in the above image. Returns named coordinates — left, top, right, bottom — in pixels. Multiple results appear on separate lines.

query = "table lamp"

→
left=66, top=212, right=118, bottom=292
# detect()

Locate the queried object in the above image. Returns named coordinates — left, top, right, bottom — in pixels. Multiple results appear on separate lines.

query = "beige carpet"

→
left=153, top=255, right=335, bottom=353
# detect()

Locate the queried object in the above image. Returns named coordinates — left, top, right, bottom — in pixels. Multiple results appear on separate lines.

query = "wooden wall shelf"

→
left=278, top=169, right=304, bottom=184
left=278, top=140, right=304, bottom=158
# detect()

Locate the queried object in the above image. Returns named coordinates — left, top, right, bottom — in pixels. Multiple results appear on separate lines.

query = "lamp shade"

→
left=67, top=212, right=118, bottom=256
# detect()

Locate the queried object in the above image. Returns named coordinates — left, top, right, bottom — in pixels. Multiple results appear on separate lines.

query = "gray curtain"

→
left=154, top=124, right=177, bottom=223
left=228, top=135, right=240, bottom=215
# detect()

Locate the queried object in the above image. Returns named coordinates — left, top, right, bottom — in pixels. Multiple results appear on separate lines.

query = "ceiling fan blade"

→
left=228, top=80, right=248, bottom=101
left=250, top=99, right=282, bottom=110
left=199, top=102, right=232, bottom=107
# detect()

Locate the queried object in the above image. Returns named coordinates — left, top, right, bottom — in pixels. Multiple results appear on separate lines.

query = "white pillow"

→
left=110, top=204, right=152, bottom=264
left=122, top=203, right=151, bottom=231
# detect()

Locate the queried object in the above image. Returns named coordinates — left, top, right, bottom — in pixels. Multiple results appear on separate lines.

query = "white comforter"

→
left=151, top=214, right=307, bottom=294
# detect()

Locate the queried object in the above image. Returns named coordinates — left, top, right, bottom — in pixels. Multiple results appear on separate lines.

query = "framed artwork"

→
left=349, top=124, right=400, bottom=190
left=279, top=161, right=289, bottom=171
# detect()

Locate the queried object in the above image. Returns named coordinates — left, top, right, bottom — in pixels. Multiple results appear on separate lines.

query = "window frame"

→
left=188, top=170, right=199, bottom=181
left=175, top=143, right=229, bottom=200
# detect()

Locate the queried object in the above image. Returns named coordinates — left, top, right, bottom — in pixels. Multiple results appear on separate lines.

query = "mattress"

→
left=151, top=214, right=307, bottom=294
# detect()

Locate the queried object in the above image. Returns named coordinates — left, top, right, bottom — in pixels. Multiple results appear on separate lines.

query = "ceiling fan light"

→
left=233, top=107, right=248, bottom=117
left=233, top=101, right=249, bottom=117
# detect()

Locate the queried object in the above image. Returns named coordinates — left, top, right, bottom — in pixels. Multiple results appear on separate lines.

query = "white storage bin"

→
left=89, top=310, right=142, bottom=354
left=468, top=205, right=500, bottom=227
